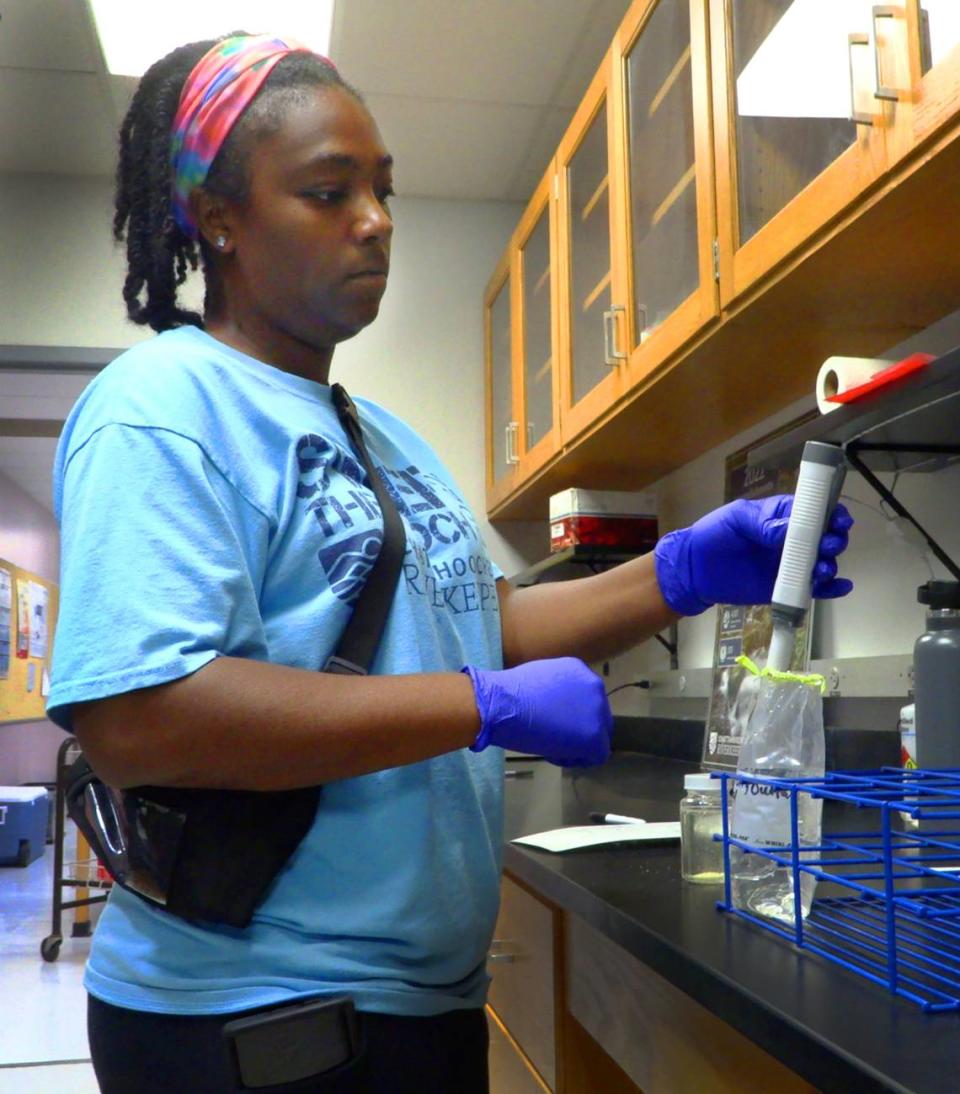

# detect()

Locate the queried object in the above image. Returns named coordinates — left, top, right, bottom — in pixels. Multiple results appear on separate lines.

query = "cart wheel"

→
left=16, top=840, right=31, bottom=867
left=41, top=935, right=62, bottom=962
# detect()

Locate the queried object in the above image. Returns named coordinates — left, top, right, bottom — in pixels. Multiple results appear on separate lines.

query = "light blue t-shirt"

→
left=48, top=326, right=506, bottom=1017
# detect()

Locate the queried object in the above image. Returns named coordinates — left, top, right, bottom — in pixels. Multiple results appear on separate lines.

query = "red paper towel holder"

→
left=826, top=352, right=936, bottom=405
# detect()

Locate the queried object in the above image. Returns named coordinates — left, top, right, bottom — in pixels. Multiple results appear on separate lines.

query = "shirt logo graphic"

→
left=296, top=429, right=495, bottom=613
left=318, top=528, right=383, bottom=606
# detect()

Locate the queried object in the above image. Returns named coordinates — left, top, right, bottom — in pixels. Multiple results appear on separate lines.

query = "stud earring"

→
left=215, top=235, right=226, bottom=249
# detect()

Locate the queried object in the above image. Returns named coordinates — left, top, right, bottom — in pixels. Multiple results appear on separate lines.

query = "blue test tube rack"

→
left=715, top=767, right=960, bottom=1012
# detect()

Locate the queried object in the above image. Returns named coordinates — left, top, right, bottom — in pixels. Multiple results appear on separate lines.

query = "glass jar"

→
left=680, top=773, right=724, bottom=884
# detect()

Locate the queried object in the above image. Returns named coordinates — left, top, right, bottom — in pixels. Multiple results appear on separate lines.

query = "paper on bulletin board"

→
left=15, top=578, right=30, bottom=659
left=0, top=558, right=58, bottom=726
left=28, top=580, right=49, bottom=659
left=0, top=566, right=11, bottom=679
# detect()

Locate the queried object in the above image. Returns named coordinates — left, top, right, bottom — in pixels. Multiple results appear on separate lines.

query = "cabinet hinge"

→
left=712, top=239, right=720, bottom=283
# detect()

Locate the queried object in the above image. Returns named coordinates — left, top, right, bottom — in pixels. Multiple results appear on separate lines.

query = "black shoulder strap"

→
left=325, top=384, right=407, bottom=676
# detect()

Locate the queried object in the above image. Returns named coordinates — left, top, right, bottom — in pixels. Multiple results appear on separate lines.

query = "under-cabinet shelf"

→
left=510, top=545, right=645, bottom=588
left=748, top=347, right=960, bottom=475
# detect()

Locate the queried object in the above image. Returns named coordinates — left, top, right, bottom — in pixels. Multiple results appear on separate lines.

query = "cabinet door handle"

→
left=489, top=938, right=518, bottom=963
left=848, top=32, right=874, bottom=125
left=919, top=7, right=932, bottom=75
left=604, top=305, right=627, bottom=366
left=872, top=6, right=901, bottom=102
left=504, top=422, right=520, bottom=466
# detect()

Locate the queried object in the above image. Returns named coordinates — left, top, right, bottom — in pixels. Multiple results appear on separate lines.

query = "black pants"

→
left=88, top=994, right=489, bottom=1094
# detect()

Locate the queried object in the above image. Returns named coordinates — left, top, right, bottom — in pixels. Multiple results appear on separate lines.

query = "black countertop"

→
left=502, top=753, right=958, bottom=1094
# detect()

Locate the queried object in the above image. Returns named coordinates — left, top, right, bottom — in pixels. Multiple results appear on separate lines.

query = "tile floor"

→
left=0, top=824, right=101, bottom=1093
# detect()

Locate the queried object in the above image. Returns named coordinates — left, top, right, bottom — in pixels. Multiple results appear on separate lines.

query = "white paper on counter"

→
left=512, top=821, right=681, bottom=853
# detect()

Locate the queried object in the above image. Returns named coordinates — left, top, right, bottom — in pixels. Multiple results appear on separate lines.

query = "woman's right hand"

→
left=462, top=657, right=612, bottom=767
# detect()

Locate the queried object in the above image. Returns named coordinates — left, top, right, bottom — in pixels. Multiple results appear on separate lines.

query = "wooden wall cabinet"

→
left=484, top=248, right=518, bottom=511
left=710, top=0, right=894, bottom=307
left=893, top=1, right=960, bottom=158
left=555, top=0, right=719, bottom=452
left=516, top=165, right=563, bottom=486
left=484, top=0, right=960, bottom=520
left=485, top=163, right=563, bottom=513
left=712, top=0, right=960, bottom=307
left=611, top=0, right=719, bottom=394
left=487, top=0, right=721, bottom=516
left=555, top=46, right=630, bottom=449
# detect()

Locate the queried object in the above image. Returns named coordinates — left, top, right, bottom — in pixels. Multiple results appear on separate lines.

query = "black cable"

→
left=605, top=681, right=650, bottom=697
left=845, top=444, right=960, bottom=581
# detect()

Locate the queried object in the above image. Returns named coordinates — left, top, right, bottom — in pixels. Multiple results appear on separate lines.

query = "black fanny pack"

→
left=65, top=384, right=406, bottom=928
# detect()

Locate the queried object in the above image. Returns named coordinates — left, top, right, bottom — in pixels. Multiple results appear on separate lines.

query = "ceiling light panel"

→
left=88, top=0, right=335, bottom=77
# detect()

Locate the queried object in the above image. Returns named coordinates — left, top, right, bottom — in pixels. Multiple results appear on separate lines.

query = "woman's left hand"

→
left=653, top=495, right=854, bottom=617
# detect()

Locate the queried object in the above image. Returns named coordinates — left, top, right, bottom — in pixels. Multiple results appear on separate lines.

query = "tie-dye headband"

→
left=170, top=34, right=335, bottom=239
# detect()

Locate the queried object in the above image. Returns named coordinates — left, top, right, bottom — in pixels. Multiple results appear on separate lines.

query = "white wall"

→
left=0, top=173, right=537, bottom=575
left=0, top=174, right=149, bottom=351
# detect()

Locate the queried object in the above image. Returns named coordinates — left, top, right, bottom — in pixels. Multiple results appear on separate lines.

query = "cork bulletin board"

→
left=0, top=556, right=58, bottom=725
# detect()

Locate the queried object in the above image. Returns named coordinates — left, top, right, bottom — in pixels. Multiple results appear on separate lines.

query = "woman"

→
left=48, top=32, right=853, bottom=1093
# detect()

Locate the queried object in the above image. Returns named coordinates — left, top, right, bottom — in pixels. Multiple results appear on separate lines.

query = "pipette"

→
left=766, top=441, right=846, bottom=672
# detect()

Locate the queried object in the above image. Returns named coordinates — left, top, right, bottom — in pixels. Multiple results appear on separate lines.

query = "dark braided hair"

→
left=113, top=34, right=359, bottom=333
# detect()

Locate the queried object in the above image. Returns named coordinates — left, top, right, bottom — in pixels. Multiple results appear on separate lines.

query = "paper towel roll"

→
left=816, top=356, right=891, bottom=414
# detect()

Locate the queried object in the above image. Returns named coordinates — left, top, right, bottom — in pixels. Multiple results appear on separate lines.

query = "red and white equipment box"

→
left=549, top=488, right=658, bottom=553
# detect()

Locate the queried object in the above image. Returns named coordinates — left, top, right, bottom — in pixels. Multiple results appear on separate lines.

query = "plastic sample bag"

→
left=729, top=655, right=826, bottom=923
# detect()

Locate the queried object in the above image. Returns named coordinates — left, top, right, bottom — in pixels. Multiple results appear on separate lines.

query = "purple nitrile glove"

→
left=462, top=657, right=613, bottom=767
left=653, top=495, right=855, bottom=617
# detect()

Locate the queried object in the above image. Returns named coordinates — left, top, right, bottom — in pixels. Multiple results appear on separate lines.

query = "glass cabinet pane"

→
left=919, top=2, right=960, bottom=72
left=625, top=0, right=699, bottom=342
left=521, top=208, right=553, bottom=451
left=732, top=0, right=878, bottom=244
left=489, top=277, right=514, bottom=483
left=568, top=100, right=613, bottom=406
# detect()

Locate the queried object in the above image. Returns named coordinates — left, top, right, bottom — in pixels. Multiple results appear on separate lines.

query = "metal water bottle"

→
left=914, top=581, right=960, bottom=769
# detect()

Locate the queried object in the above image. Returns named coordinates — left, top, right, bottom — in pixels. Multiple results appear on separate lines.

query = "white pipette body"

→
left=766, top=442, right=846, bottom=673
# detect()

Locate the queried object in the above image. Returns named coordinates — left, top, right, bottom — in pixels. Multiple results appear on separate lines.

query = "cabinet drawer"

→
left=565, top=914, right=818, bottom=1094
left=488, top=874, right=557, bottom=1089
left=486, top=1005, right=550, bottom=1094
